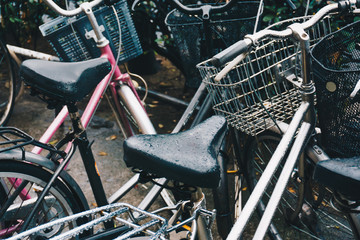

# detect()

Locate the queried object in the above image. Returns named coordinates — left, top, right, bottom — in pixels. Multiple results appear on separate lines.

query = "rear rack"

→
left=0, top=127, right=64, bottom=158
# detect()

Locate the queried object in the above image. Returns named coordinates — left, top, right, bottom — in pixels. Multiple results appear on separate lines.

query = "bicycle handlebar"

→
left=43, top=0, right=103, bottom=17
left=167, top=0, right=238, bottom=19
left=211, top=0, right=360, bottom=67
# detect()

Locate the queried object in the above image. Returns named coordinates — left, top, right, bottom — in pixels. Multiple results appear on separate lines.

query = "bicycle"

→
left=197, top=0, right=360, bottom=238
left=0, top=0, right=245, bottom=238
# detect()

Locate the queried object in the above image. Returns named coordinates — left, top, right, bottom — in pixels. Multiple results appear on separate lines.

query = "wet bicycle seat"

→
left=20, top=58, right=111, bottom=103
left=313, top=157, right=360, bottom=201
left=123, top=116, right=228, bottom=188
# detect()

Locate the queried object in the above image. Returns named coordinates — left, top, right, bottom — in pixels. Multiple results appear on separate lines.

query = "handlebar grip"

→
left=210, top=39, right=251, bottom=67
left=338, top=0, right=360, bottom=12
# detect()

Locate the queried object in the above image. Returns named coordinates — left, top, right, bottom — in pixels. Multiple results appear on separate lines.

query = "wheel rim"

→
left=0, top=171, right=76, bottom=238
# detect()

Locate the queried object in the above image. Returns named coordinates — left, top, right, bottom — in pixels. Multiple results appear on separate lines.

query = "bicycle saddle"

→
left=20, top=58, right=111, bottom=103
left=123, top=116, right=228, bottom=188
left=313, top=157, right=360, bottom=200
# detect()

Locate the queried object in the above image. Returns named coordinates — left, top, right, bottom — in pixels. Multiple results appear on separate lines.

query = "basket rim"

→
left=310, top=20, right=360, bottom=73
left=265, top=15, right=312, bottom=30
left=265, top=14, right=333, bottom=30
left=165, top=1, right=262, bottom=27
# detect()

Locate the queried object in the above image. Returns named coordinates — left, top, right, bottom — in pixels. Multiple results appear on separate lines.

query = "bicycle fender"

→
left=0, top=149, right=56, bottom=169
left=0, top=149, right=90, bottom=211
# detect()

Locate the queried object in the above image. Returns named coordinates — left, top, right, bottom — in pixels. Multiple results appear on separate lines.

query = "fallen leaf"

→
left=106, top=135, right=117, bottom=141
left=98, top=151, right=108, bottom=156
left=152, top=100, right=159, bottom=104
left=159, top=81, right=172, bottom=87
left=287, top=187, right=296, bottom=194
left=158, top=124, right=164, bottom=128
left=148, top=104, right=157, bottom=108
left=49, top=139, right=58, bottom=145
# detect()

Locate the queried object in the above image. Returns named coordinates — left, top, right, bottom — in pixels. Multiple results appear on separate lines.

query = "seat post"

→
left=67, top=103, right=85, bottom=134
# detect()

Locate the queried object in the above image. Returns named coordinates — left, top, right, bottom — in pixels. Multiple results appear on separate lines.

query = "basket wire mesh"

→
left=39, top=0, right=142, bottom=63
left=197, top=16, right=333, bottom=136
left=311, top=20, right=360, bottom=158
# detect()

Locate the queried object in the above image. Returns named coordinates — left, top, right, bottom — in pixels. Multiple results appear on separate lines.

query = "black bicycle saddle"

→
left=313, top=157, right=360, bottom=200
left=20, top=58, right=111, bottom=103
left=123, top=115, right=228, bottom=188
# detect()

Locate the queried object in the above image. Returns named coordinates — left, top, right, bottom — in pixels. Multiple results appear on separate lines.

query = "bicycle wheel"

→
left=245, top=132, right=355, bottom=239
left=0, top=38, right=16, bottom=126
left=0, top=160, right=88, bottom=238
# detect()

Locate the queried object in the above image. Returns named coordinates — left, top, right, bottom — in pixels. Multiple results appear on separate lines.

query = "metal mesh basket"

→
left=165, top=1, right=261, bottom=88
left=197, top=16, right=333, bottom=136
left=311, top=20, right=360, bottom=158
left=8, top=203, right=167, bottom=240
left=39, top=0, right=142, bottom=63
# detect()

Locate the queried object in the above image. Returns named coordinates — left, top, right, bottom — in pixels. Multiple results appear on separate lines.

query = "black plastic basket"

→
left=311, top=20, right=360, bottom=158
left=39, top=0, right=142, bottom=64
left=165, top=1, right=261, bottom=88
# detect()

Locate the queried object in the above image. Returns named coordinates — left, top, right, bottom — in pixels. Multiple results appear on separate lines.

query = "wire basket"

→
left=7, top=203, right=167, bottom=240
left=39, top=0, right=142, bottom=63
left=197, top=16, right=333, bottom=136
left=165, top=1, right=262, bottom=88
left=311, top=20, right=360, bottom=158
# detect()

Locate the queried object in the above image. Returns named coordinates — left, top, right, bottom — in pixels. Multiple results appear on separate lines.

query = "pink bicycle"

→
left=0, top=0, right=177, bottom=237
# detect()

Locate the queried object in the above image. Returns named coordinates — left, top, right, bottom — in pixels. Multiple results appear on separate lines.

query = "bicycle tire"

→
left=244, top=132, right=355, bottom=239
left=0, top=38, right=16, bottom=126
left=0, top=160, right=89, bottom=238
left=213, top=128, right=244, bottom=239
